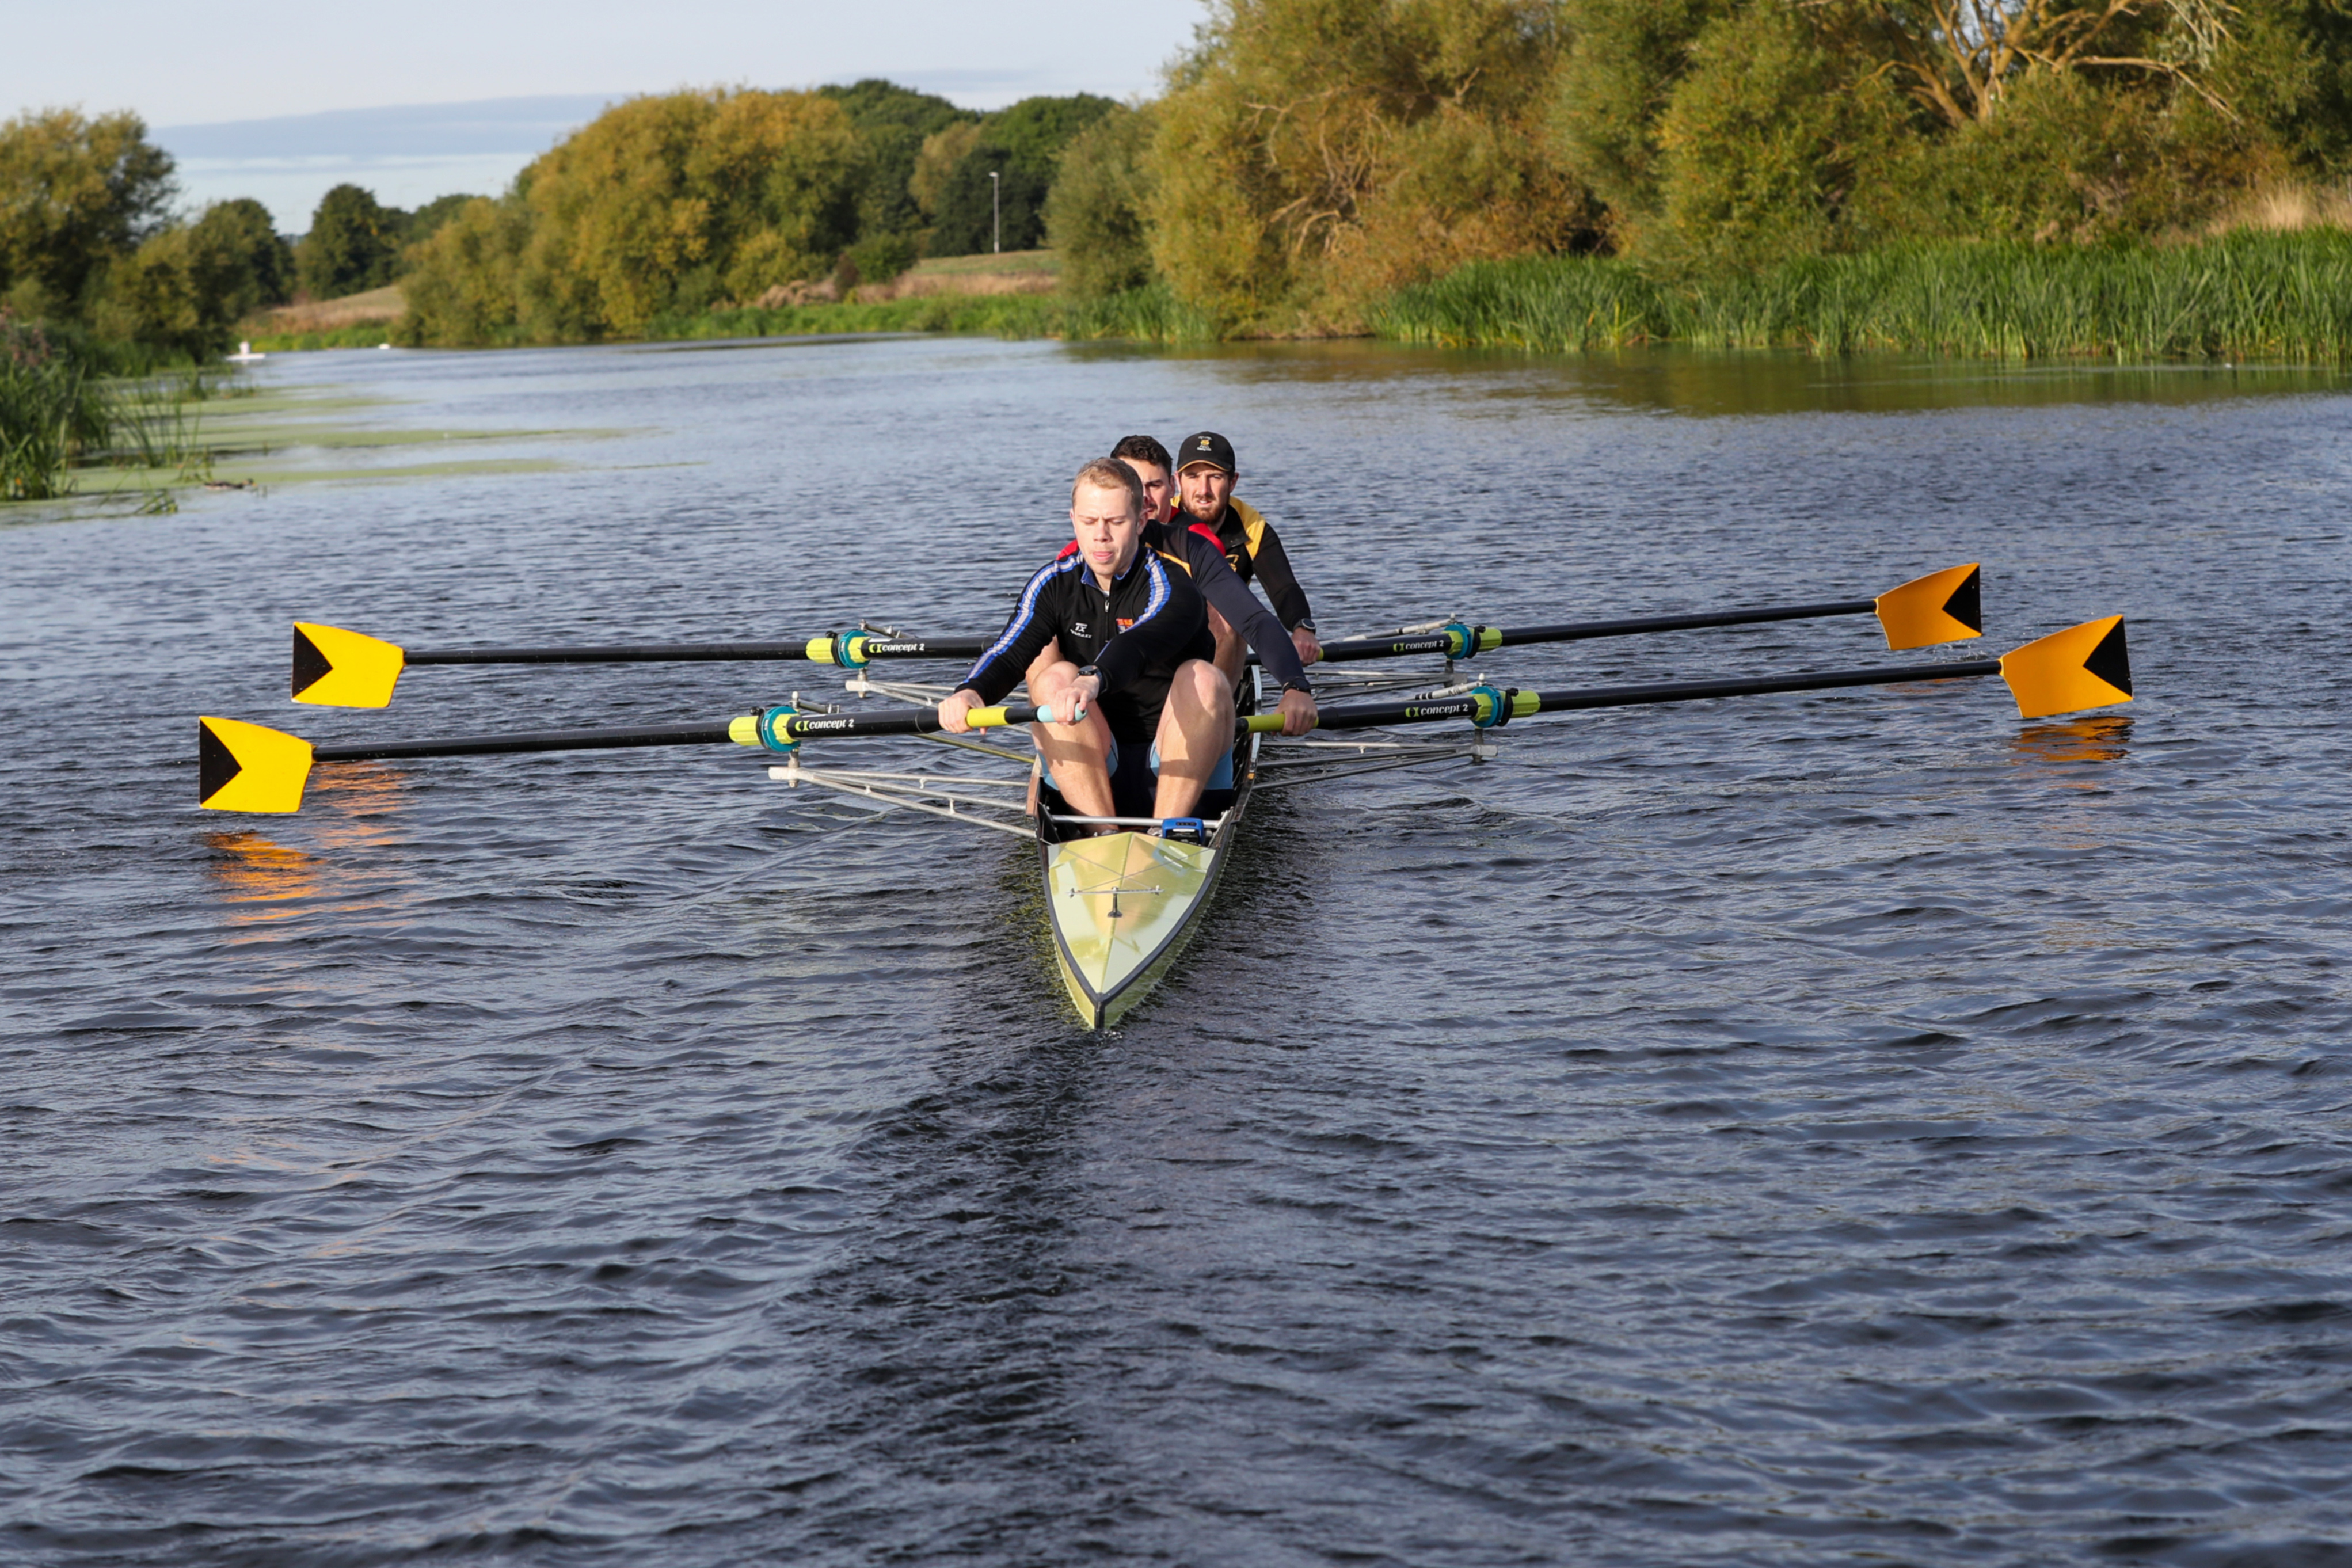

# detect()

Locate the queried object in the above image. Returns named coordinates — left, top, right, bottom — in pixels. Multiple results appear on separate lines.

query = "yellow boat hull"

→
left=1042, top=825, right=1238, bottom=1029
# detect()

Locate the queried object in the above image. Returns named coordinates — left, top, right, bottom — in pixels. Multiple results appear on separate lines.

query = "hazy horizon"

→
left=17, top=1, right=1200, bottom=227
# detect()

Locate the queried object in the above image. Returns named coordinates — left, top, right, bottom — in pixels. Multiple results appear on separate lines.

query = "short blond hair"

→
left=1071, top=456, right=1144, bottom=516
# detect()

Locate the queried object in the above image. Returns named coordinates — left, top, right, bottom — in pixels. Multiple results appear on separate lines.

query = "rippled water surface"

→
left=5, top=337, right=2351, bottom=1566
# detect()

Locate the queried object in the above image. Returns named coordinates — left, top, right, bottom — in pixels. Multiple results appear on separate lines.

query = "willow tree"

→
left=1150, top=0, right=1591, bottom=332
left=506, top=89, right=866, bottom=338
left=1828, top=0, right=2245, bottom=127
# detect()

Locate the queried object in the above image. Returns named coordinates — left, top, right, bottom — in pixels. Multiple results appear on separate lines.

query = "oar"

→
left=1309, top=562, right=1983, bottom=665
left=287, top=564, right=1979, bottom=707
left=197, top=702, right=1042, bottom=813
left=1240, top=614, right=2128, bottom=735
left=204, top=615, right=2128, bottom=816
left=288, top=622, right=988, bottom=709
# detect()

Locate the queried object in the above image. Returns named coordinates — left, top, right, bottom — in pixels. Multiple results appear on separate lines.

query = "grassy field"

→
left=1369, top=230, right=2352, bottom=360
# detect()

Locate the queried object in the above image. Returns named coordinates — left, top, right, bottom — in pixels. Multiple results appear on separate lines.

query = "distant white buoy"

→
left=227, top=340, right=265, bottom=364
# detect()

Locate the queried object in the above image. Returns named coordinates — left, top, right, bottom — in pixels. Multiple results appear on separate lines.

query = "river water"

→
left=5, top=336, right=2350, bottom=1565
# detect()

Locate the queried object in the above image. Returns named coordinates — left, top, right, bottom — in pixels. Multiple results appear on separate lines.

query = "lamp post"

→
left=989, top=170, right=1000, bottom=254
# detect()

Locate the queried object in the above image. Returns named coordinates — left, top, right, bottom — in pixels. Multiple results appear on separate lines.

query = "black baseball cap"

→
left=1175, top=431, right=1236, bottom=475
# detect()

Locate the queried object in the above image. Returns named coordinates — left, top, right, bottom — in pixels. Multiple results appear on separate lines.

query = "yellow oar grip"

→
left=966, top=706, right=1015, bottom=729
left=1242, top=714, right=1287, bottom=733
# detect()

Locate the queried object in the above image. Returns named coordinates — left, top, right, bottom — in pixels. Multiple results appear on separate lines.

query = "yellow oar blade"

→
left=292, top=622, right=406, bottom=707
left=1999, top=616, right=2133, bottom=719
left=199, top=717, right=315, bottom=813
left=1874, top=564, right=1981, bottom=650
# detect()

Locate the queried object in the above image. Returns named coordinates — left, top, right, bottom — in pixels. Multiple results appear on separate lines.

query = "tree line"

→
left=0, top=106, right=489, bottom=361
left=397, top=82, right=1116, bottom=343
left=12, top=2, right=2350, bottom=357
left=1065, top=0, right=2352, bottom=333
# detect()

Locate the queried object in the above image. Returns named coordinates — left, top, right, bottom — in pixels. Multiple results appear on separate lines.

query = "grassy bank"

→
left=648, top=281, right=1214, bottom=345
left=244, top=324, right=401, bottom=353
left=1371, top=230, right=2352, bottom=360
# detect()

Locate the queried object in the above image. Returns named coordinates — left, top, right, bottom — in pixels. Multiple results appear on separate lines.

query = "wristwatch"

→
left=1293, top=618, right=1316, bottom=633
left=1281, top=678, right=1314, bottom=695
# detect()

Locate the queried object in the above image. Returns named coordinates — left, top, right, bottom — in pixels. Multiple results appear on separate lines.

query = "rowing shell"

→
left=1035, top=679, right=1262, bottom=1029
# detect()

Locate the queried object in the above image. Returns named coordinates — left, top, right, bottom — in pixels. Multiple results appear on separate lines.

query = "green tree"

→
left=1547, top=0, right=1736, bottom=241
left=1651, top=5, right=1905, bottom=269
left=471, top=89, right=865, bottom=340
left=398, top=196, right=531, bottom=345
left=2202, top=0, right=2352, bottom=176
left=912, top=121, right=985, bottom=218
left=298, top=183, right=399, bottom=299
left=1045, top=105, right=1160, bottom=296
left=189, top=198, right=295, bottom=317
left=91, top=218, right=256, bottom=357
left=933, top=146, right=1052, bottom=253
left=928, top=94, right=1119, bottom=254
left=401, top=193, right=481, bottom=250
left=0, top=108, right=177, bottom=321
left=1151, top=0, right=1581, bottom=330
left=818, top=79, right=979, bottom=244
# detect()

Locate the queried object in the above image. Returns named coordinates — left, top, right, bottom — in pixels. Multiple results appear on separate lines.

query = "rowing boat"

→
left=1032, top=676, right=1262, bottom=1029
left=196, top=566, right=2134, bottom=1031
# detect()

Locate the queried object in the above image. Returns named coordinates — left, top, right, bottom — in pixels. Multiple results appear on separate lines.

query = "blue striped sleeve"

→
left=960, top=557, right=1076, bottom=704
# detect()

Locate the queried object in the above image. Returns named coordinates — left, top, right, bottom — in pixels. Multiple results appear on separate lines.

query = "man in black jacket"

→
left=941, top=459, right=1260, bottom=822
left=1173, top=430, right=1321, bottom=683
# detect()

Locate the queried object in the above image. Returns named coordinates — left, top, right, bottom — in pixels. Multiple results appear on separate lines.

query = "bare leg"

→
left=1151, top=659, right=1236, bottom=820
left=1028, top=659, right=1117, bottom=820
left=1023, top=636, right=1066, bottom=701
left=1207, top=605, right=1244, bottom=688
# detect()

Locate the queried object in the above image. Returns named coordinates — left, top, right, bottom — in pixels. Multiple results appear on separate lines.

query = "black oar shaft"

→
left=1304, top=657, right=2001, bottom=732
left=306, top=702, right=1046, bottom=763
left=402, top=636, right=989, bottom=667
left=1307, top=597, right=1877, bottom=665
left=1494, top=598, right=1876, bottom=648
left=407, top=644, right=810, bottom=666
left=314, top=722, right=737, bottom=761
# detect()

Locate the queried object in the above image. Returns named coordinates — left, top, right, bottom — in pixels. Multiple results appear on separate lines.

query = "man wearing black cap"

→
left=1174, top=431, right=1320, bottom=685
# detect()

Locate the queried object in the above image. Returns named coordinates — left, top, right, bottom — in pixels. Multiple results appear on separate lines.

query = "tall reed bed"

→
left=1, top=317, right=235, bottom=504
left=1371, top=231, right=2352, bottom=360
left=1, top=321, right=111, bottom=501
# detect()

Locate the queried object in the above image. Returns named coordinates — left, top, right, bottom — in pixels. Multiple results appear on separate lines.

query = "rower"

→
left=1024, top=435, right=1318, bottom=739
left=1174, top=430, right=1320, bottom=686
left=940, top=459, right=1270, bottom=824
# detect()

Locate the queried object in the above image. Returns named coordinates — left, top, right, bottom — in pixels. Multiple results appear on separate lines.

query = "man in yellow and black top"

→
left=1174, top=430, right=1321, bottom=684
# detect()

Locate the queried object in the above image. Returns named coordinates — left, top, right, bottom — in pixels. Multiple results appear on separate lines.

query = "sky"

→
left=9, top=0, right=1205, bottom=229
